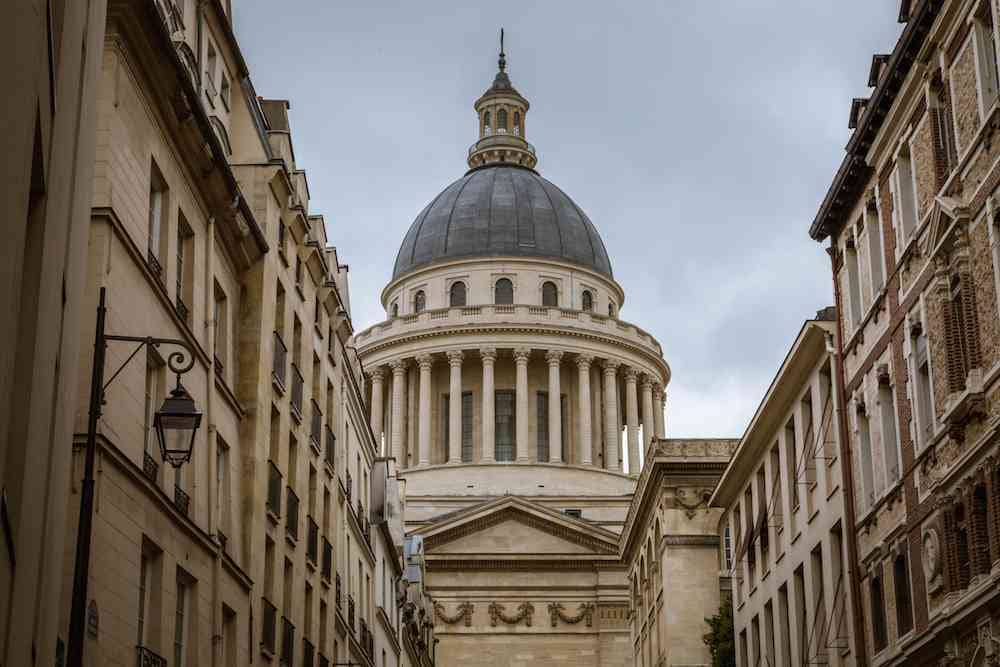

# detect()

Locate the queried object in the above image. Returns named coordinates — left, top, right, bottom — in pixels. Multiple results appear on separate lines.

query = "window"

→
left=537, top=391, right=549, bottom=462
left=206, top=40, right=217, bottom=87
left=144, top=351, right=165, bottom=462
left=723, top=526, right=733, bottom=571
left=176, top=213, right=193, bottom=322
left=608, top=301, right=616, bottom=318
left=390, top=301, right=398, bottom=318
left=148, top=159, right=168, bottom=263
left=138, top=551, right=151, bottom=647
left=943, top=272, right=982, bottom=393
left=793, top=566, right=808, bottom=664
left=449, top=281, right=466, bottom=307
left=217, top=439, right=231, bottom=537
left=214, top=282, right=228, bottom=377
left=870, top=567, right=888, bottom=652
left=220, top=71, right=231, bottom=110
left=295, top=255, right=304, bottom=290
left=865, top=200, right=885, bottom=294
left=910, top=312, right=935, bottom=449
left=973, top=1, right=1000, bottom=117
left=856, top=399, right=876, bottom=509
left=174, top=571, right=190, bottom=667
left=563, top=508, right=582, bottom=519
left=581, top=290, right=593, bottom=312
left=893, top=551, right=913, bottom=636
left=494, top=278, right=513, bottom=305
left=483, top=110, right=491, bottom=134
left=277, top=222, right=287, bottom=258
left=778, top=584, right=792, bottom=666
left=513, top=111, right=521, bottom=135
left=498, top=108, right=508, bottom=132
left=495, top=390, right=515, bottom=461
left=541, top=281, right=558, bottom=307
left=877, top=374, right=900, bottom=485
left=844, top=233, right=863, bottom=328
left=889, top=147, right=918, bottom=252
left=784, top=419, right=799, bottom=509
left=413, top=290, right=426, bottom=313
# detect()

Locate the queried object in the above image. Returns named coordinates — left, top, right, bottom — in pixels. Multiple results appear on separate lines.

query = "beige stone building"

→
left=355, top=47, right=732, bottom=667
left=711, top=312, right=860, bottom=666
left=811, top=0, right=1000, bottom=664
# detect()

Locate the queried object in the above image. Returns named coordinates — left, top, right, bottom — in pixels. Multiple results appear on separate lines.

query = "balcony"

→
left=136, top=645, right=167, bottom=667
left=280, top=616, right=295, bottom=665
left=345, top=471, right=352, bottom=505
left=267, top=461, right=282, bottom=518
left=306, top=516, right=319, bottom=566
left=324, top=425, right=336, bottom=470
left=173, top=484, right=190, bottom=515
left=335, top=573, right=342, bottom=610
left=321, top=537, right=333, bottom=582
left=213, top=353, right=224, bottom=381
left=348, top=595, right=356, bottom=632
left=302, top=638, right=314, bottom=667
left=290, top=363, right=304, bottom=422
left=354, top=303, right=664, bottom=360
left=142, top=451, right=158, bottom=483
left=467, top=134, right=536, bottom=157
left=272, top=331, right=288, bottom=389
left=286, top=487, right=299, bottom=542
left=310, top=400, right=322, bottom=452
left=261, top=597, right=277, bottom=656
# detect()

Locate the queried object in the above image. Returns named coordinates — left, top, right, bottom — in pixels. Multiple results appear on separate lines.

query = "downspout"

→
left=205, top=215, right=222, bottom=667
left=828, top=242, right=869, bottom=667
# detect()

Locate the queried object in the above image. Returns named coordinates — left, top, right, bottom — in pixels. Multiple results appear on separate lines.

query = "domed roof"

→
left=392, top=165, right=613, bottom=280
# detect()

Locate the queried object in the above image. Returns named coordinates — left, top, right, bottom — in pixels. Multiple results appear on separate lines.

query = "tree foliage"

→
left=703, top=600, right=736, bottom=667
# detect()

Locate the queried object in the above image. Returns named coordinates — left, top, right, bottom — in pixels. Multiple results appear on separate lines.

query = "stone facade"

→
left=811, top=1, right=1000, bottom=664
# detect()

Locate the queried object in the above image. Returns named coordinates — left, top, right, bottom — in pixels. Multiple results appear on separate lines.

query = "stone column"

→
left=447, top=351, right=464, bottom=464
left=369, top=368, right=385, bottom=446
left=406, top=366, right=417, bottom=467
left=389, top=360, right=407, bottom=463
left=416, top=354, right=433, bottom=466
left=641, top=376, right=655, bottom=452
left=624, top=367, right=640, bottom=476
left=546, top=350, right=564, bottom=463
left=576, top=355, right=593, bottom=466
left=480, top=347, right=497, bottom=462
left=602, top=360, right=621, bottom=471
left=514, top=348, right=531, bottom=462
left=653, top=383, right=666, bottom=439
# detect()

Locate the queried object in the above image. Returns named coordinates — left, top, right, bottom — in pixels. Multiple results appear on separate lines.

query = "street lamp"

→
left=66, top=286, right=202, bottom=667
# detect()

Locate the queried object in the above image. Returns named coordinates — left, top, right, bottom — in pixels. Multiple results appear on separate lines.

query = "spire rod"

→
left=498, top=27, right=506, bottom=72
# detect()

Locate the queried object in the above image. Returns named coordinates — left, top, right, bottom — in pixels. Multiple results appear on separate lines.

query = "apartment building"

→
left=811, top=1, right=1000, bottom=664
left=711, top=312, right=858, bottom=667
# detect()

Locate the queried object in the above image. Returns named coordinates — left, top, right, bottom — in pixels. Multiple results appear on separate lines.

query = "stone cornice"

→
left=427, top=558, right=624, bottom=572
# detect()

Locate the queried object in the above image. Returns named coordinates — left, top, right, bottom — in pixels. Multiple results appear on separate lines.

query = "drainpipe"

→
left=829, top=242, right=869, bottom=667
left=205, top=215, right=223, bottom=667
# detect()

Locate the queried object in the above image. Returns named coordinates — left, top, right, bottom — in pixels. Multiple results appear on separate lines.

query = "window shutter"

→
left=958, top=272, right=982, bottom=370
left=942, top=503, right=960, bottom=593
left=942, top=289, right=967, bottom=393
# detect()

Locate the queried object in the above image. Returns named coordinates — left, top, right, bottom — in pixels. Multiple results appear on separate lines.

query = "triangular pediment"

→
left=418, top=496, right=619, bottom=557
left=924, top=195, right=967, bottom=257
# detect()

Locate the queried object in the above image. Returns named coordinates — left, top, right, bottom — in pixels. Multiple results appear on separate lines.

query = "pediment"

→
left=923, top=195, right=968, bottom=257
left=419, top=496, right=619, bottom=557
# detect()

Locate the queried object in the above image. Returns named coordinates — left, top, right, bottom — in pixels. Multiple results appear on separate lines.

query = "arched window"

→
left=483, top=110, right=491, bottom=135
left=513, top=111, right=521, bottom=136
left=413, top=290, right=426, bottom=313
left=390, top=302, right=398, bottom=318
left=494, top=278, right=513, bottom=305
left=449, top=281, right=467, bottom=307
left=581, top=290, right=593, bottom=312
left=497, top=108, right=508, bottom=133
left=608, top=302, right=616, bottom=318
left=541, top=281, right=558, bottom=307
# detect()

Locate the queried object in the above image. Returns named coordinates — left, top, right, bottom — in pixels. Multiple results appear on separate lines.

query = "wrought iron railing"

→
left=280, top=616, right=295, bottom=665
left=348, top=595, right=356, bottom=632
left=290, top=363, right=304, bottom=421
left=272, top=331, right=287, bottom=388
left=335, top=573, right=342, bottom=610
left=136, top=645, right=167, bottom=667
left=306, top=516, right=319, bottom=565
left=267, top=460, right=282, bottom=516
left=324, top=425, right=336, bottom=469
left=322, top=537, right=333, bottom=582
left=173, top=484, right=190, bottom=515
left=261, top=597, right=277, bottom=655
left=310, top=400, right=322, bottom=449
left=142, top=451, right=158, bottom=482
left=360, top=619, right=374, bottom=658
left=345, top=471, right=352, bottom=505
left=286, top=487, right=299, bottom=541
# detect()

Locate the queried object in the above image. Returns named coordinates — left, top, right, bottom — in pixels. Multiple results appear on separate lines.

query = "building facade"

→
left=812, top=1, right=1000, bottom=664
left=711, top=312, right=860, bottom=667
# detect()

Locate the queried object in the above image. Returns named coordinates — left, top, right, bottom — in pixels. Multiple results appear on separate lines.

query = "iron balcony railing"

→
left=142, top=451, right=158, bottom=483
left=335, top=573, right=342, bottom=610
left=345, top=471, right=352, bottom=505
left=286, top=487, right=299, bottom=541
left=324, top=425, right=336, bottom=469
left=321, top=537, right=333, bottom=582
left=357, top=501, right=370, bottom=544
left=261, top=597, right=277, bottom=655
left=267, top=460, right=282, bottom=517
left=280, top=616, right=295, bottom=665
left=360, top=619, right=374, bottom=658
left=306, top=516, right=319, bottom=565
left=290, top=363, right=304, bottom=421
left=347, top=595, right=356, bottom=632
left=272, top=331, right=287, bottom=388
left=310, top=400, right=322, bottom=449
left=302, top=638, right=314, bottom=667
left=173, top=484, right=190, bottom=515
left=136, top=645, right=167, bottom=667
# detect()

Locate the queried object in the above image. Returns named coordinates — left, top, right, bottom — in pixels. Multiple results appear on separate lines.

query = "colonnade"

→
left=367, top=347, right=666, bottom=474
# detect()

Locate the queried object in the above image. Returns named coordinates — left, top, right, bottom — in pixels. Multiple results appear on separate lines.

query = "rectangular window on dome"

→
left=495, top=390, right=515, bottom=461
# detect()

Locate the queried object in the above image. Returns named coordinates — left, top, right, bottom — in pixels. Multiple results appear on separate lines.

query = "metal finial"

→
left=498, top=28, right=506, bottom=72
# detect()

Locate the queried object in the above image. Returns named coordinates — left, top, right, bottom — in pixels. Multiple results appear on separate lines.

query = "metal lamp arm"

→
left=102, top=335, right=197, bottom=393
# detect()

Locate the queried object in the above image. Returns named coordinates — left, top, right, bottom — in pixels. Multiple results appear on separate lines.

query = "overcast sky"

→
left=235, top=1, right=903, bottom=439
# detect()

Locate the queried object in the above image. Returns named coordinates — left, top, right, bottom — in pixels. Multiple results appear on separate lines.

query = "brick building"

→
left=811, top=1, right=1000, bottom=664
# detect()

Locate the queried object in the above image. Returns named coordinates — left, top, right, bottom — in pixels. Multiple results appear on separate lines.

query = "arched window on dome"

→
left=494, top=278, right=513, bottom=305
left=581, top=290, right=593, bottom=312
left=541, top=281, right=558, bottom=307
left=449, top=281, right=467, bottom=307
left=390, top=301, right=398, bottom=318
left=513, top=111, right=521, bottom=136
left=608, top=301, right=617, bottom=318
left=497, top=109, right=508, bottom=134
left=483, top=110, right=491, bottom=136
left=413, top=290, right=426, bottom=313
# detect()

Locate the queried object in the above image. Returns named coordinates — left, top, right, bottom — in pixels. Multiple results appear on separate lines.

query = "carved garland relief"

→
left=547, top=602, right=596, bottom=627
left=434, top=601, right=474, bottom=627
left=488, top=601, right=535, bottom=627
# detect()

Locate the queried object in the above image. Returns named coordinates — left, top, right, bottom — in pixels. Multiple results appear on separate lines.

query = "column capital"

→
left=623, top=366, right=639, bottom=383
left=601, top=358, right=620, bottom=373
left=652, top=382, right=664, bottom=397
left=370, top=367, right=387, bottom=382
left=446, top=350, right=464, bottom=367
left=640, top=375, right=655, bottom=392
left=416, top=354, right=434, bottom=371
left=576, top=354, right=594, bottom=369
left=545, top=349, right=564, bottom=366
left=389, top=358, right=409, bottom=375
left=513, top=347, right=531, bottom=364
left=480, top=347, right=498, bottom=364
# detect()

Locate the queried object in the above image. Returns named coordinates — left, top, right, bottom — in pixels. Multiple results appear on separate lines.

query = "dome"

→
left=392, top=165, right=613, bottom=280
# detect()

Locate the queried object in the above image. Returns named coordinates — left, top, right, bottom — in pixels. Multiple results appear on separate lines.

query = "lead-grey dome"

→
left=392, top=166, right=613, bottom=280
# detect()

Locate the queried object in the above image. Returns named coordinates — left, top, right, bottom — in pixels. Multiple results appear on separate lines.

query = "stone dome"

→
left=392, top=165, right=613, bottom=281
